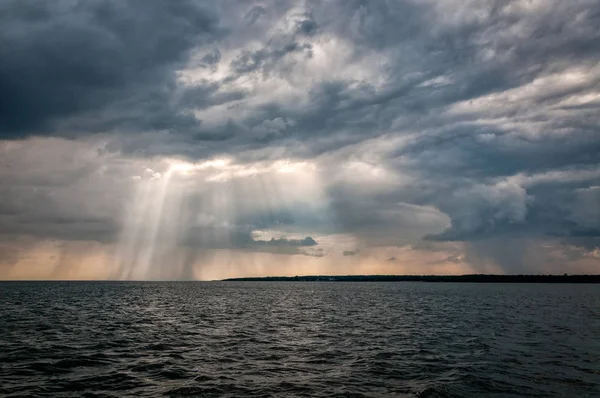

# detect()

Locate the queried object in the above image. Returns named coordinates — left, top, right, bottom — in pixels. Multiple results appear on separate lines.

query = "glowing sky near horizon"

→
left=0, top=0, right=599, bottom=280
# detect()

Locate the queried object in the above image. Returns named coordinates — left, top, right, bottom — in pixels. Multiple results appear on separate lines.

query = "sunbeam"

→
left=115, top=165, right=182, bottom=280
left=113, top=157, right=334, bottom=280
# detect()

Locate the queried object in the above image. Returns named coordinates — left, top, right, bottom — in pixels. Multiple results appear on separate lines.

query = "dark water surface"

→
left=1, top=282, right=599, bottom=397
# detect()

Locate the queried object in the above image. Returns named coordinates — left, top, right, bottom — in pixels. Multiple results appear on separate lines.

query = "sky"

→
left=1, top=0, right=599, bottom=280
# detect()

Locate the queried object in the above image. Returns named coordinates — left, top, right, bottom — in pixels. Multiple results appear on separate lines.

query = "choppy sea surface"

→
left=1, top=282, right=599, bottom=397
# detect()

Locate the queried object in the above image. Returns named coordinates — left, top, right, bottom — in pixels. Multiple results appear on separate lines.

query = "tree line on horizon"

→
left=223, top=274, right=600, bottom=283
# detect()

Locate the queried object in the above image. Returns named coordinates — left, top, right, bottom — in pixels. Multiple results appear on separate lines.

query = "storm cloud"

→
left=1, top=0, right=599, bottom=279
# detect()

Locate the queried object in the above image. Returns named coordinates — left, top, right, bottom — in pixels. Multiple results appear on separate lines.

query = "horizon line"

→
left=2, top=273, right=600, bottom=283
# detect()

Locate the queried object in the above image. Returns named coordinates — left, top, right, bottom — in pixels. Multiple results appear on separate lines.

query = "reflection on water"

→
left=1, top=282, right=599, bottom=397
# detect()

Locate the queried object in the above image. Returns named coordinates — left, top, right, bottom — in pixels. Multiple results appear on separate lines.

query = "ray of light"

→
left=115, top=164, right=186, bottom=280
left=113, top=157, right=336, bottom=280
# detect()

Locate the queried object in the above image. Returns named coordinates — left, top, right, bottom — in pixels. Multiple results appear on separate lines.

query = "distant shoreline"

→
left=222, top=274, right=600, bottom=283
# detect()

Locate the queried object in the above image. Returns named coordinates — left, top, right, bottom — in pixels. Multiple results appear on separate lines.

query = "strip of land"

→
left=223, top=275, right=600, bottom=283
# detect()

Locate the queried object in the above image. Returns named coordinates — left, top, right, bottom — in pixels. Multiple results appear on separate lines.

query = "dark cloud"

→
left=295, top=17, right=317, bottom=36
left=248, top=236, right=321, bottom=257
left=244, top=6, right=266, bottom=26
left=229, top=41, right=312, bottom=75
left=201, top=49, right=222, bottom=66
left=343, top=250, right=359, bottom=256
left=255, top=236, right=317, bottom=247
left=1, top=0, right=600, bottom=275
left=181, top=82, right=247, bottom=110
left=183, top=225, right=317, bottom=248
left=0, top=0, right=220, bottom=137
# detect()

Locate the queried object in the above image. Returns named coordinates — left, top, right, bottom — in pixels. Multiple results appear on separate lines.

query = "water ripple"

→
left=1, top=281, right=599, bottom=397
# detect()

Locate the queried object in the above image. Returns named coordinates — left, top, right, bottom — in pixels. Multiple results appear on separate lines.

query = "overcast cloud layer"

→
left=1, top=0, right=599, bottom=279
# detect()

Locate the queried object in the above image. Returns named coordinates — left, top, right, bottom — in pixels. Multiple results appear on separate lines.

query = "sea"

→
left=1, top=282, right=599, bottom=397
